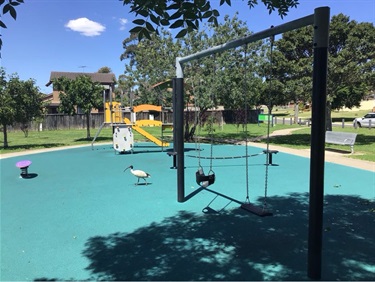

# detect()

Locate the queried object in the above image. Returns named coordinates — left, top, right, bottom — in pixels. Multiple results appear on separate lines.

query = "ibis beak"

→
left=124, top=166, right=130, bottom=172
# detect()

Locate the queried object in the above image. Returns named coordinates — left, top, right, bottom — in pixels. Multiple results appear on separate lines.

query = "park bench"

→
left=325, top=131, right=357, bottom=153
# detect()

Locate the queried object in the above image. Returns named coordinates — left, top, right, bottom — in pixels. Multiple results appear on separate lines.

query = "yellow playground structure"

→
left=92, top=101, right=172, bottom=152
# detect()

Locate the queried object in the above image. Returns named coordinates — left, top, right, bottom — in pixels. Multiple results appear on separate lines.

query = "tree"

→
left=120, top=14, right=261, bottom=140
left=98, top=66, right=112, bottom=73
left=123, top=0, right=299, bottom=40
left=0, top=69, right=44, bottom=148
left=0, top=0, right=299, bottom=53
left=121, top=28, right=181, bottom=106
left=327, top=15, right=375, bottom=130
left=201, top=14, right=263, bottom=130
left=273, top=14, right=375, bottom=130
left=11, top=76, right=44, bottom=137
left=0, top=68, right=13, bottom=148
left=0, top=0, right=24, bottom=55
left=274, top=27, right=314, bottom=123
left=53, top=75, right=104, bottom=139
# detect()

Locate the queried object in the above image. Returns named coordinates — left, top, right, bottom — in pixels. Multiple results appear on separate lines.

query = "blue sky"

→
left=1, top=0, right=374, bottom=94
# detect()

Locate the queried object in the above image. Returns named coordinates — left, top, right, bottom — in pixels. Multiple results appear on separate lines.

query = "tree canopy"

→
left=123, top=0, right=299, bottom=40
left=273, top=13, right=375, bottom=129
left=1, top=0, right=298, bottom=53
left=0, top=68, right=44, bottom=147
left=53, top=75, right=104, bottom=139
left=121, top=14, right=266, bottom=140
left=120, top=11, right=374, bottom=135
left=0, top=0, right=24, bottom=54
left=98, top=66, right=112, bottom=73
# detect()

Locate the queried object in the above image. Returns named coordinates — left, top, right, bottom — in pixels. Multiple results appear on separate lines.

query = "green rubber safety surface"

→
left=1, top=143, right=374, bottom=281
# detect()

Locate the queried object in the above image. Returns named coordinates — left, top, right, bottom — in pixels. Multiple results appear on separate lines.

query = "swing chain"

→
left=209, top=54, right=217, bottom=172
left=194, top=56, right=216, bottom=188
left=244, top=43, right=250, bottom=203
left=209, top=123, right=214, bottom=170
left=194, top=73, right=202, bottom=168
left=263, top=32, right=275, bottom=208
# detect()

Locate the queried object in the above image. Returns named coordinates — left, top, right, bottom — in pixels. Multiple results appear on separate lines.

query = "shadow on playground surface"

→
left=32, top=193, right=374, bottom=281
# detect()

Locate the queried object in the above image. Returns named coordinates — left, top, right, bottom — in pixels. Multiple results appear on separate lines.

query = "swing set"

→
left=189, top=39, right=276, bottom=217
left=173, top=7, right=330, bottom=280
left=193, top=58, right=217, bottom=189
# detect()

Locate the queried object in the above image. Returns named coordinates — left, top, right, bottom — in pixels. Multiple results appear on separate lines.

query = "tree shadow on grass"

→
left=2, top=143, right=65, bottom=151
left=74, top=136, right=112, bottom=142
left=355, top=134, right=375, bottom=146
left=34, top=193, right=374, bottom=281
left=332, top=117, right=356, bottom=123
left=325, top=148, right=352, bottom=154
left=265, top=134, right=311, bottom=147
left=266, top=133, right=375, bottom=152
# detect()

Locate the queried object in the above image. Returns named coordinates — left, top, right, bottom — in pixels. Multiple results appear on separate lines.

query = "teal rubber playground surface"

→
left=1, top=142, right=374, bottom=281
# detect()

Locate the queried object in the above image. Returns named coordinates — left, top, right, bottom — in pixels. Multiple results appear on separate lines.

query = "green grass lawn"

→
left=0, top=124, right=286, bottom=153
left=266, top=127, right=375, bottom=162
left=269, top=107, right=371, bottom=121
left=1, top=121, right=374, bottom=162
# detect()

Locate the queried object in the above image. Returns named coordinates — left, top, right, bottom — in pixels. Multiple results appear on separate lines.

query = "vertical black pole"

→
left=175, top=77, right=185, bottom=202
left=172, top=78, right=177, bottom=151
left=308, top=7, right=330, bottom=281
left=170, top=78, right=178, bottom=168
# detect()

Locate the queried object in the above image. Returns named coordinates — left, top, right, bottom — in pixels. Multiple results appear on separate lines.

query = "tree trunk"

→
left=86, top=113, right=91, bottom=139
left=184, top=109, right=206, bottom=142
left=184, top=111, right=197, bottom=142
left=326, top=102, right=332, bottom=131
left=2, top=123, right=8, bottom=148
left=294, top=102, right=299, bottom=124
left=188, top=124, right=197, bottom=142
left=268, top=105, right=274, bottom=127
left=21, top=123, right=29, bottom=137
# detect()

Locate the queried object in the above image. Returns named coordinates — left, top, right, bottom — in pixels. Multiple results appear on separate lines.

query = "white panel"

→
left=113, top=125, right=134, bottom=153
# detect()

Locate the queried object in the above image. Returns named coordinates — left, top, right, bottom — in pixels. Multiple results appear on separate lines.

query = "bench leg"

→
left=263, top=149, right=279, bottom=166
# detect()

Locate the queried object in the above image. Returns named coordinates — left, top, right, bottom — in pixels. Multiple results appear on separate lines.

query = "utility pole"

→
left=78, top=66, right=87, bottom=72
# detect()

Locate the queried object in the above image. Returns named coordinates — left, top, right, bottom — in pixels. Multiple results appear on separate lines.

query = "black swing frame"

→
left=173, top=7, right=330, bottom=281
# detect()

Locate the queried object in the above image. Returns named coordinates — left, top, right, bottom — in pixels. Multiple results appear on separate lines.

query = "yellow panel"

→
left=123, top=118, right=169, bottom=147
left=104, top=102, right=111, bottom=123
left=133, top=104, right=162, bottom=113
left=135, top=120, right=162, bottom=127
left=123, top=117, right=132, bottom=124
left=105, top=102, right=123, bottom=123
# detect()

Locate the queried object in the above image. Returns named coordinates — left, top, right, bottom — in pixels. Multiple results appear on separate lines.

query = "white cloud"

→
left=65, top=17, right=105, bottom=36
left=119, top=18, right=128, bottom=31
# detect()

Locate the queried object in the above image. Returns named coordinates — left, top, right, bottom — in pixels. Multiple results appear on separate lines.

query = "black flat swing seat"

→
left=202, top=206, right=219, bottom=214
left=241, top=203, right=273, bottom=217
left=196, top=167, right=215, bottom=188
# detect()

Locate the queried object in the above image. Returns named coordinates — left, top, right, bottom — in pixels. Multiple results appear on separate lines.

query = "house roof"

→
left=41, top=93, right=53, bottom=101
left=152, top=80, right=172, bottom=90
left=46, top=71, right=116, bottom=86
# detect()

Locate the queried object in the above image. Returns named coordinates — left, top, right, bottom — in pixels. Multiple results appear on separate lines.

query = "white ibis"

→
left=124, top=165, right=151, bottom=185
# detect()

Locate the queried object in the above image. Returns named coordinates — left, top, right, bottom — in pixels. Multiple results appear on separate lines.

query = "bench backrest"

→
left=325, top=131, right=357, bottom=145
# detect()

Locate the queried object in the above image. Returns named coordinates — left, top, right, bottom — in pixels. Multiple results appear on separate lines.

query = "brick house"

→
left=44, top=71, right=117, bottom=114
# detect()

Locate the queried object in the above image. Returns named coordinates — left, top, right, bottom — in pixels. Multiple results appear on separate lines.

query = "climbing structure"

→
left=92, top=102, right=171, bottom=151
